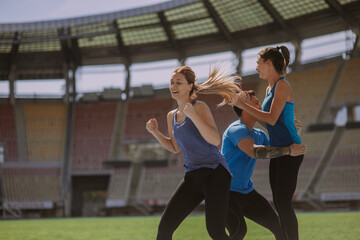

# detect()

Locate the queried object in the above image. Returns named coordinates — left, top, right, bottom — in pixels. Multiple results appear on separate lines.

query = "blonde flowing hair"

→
left=173, top=65, right=242, bottom=107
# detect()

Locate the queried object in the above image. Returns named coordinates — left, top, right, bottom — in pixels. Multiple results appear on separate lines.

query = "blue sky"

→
left=0, top=0, right=166, bottom=23
left=0, top=0, right=354, bottom=96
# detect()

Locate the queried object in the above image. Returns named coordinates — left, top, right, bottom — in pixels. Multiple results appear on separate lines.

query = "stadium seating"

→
left=1, top=162, right=61, bottom=209
left=288, top=63, right=339, bottom=128
left=136, top=165, right=184, bottom=206
left=123, top=98, right=174, bottom=142
left=296, top=131, right=334, bottom=192
left=72, top=102, right=117, bottom=170
left=106, top=168, right=132, bottom=207
left=1, top=58, right=359, bottom=216
left=315, top=129, right=360, bottom=198
left=333, top=57, right=360, bottom=104
left=24, top=104, right=67, bottom=162
left=0, top=104, right=18, bottom=162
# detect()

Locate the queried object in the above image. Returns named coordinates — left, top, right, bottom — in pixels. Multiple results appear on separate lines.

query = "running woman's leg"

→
left=156, top=178, right=203, bottom=240
left=204, top=165, right=231, bottom=240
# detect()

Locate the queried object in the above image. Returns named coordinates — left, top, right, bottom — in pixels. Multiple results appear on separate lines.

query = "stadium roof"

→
left=0, top=0, right=360, bottom=81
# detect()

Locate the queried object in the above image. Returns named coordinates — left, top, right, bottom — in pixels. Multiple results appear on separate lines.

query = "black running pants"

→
left=226, top=189, right=284, bottom=240
left=269, top=155, right=304, bottom=240
left=156, top=165, right=231, bottom=240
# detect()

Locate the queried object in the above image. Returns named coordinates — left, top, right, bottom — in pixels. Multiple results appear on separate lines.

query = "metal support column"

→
left=313, top=60, right=347, bottom=124
left=124, top=64, right=131, bottom=100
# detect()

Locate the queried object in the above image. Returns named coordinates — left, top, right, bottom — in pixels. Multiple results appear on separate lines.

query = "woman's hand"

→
left=294, top=117, right=302, bottom=134
left=290, top=143, right=307, bottom=156
left=234, top=91, right=250, bottom=108
left=183, top=102, right=197, bottom=119
left=146, top=118, right=158, bottom=134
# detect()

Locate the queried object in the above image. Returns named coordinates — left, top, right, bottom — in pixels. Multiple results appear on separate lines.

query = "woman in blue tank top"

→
left=234, top=46, right=305, bottom=240
left=146, top=65, right=240, bottom=240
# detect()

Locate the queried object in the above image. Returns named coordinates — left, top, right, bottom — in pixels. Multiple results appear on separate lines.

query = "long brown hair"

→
left=173, top=65, right=242, bottom=107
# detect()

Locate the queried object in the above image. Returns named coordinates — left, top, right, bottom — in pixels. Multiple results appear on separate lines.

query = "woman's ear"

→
left=188, top=83, right=193, bottom=91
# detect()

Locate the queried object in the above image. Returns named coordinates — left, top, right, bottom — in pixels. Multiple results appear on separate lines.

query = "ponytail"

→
left=174, top=65, right=242, bottom=107
left=278, top=45, right=290, bottom=73
left=196, top=66, right=241, bottom=107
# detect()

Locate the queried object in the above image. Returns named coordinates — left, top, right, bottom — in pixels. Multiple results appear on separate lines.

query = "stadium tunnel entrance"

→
left=71, top=175, right=110, bottom=217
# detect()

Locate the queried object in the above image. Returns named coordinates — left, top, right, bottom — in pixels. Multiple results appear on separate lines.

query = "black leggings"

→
left=226, top=190, right=284, bottom=240
left=156, top=165, right=231, bottom=240
left=269, top=155, right=304, bottom=240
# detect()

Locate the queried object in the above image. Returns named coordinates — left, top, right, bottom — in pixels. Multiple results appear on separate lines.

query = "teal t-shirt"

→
left=221, top=120, right=269, bottom=194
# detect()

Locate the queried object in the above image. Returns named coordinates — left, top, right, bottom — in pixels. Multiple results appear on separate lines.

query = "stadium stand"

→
left=72, top=102, right=117, bottom=171
left=0, top=103, right=17, bottom=162
left=296, top=132, right=334, bottom=195
left=333, top=57, right=360, bottom=105
left=136, top=165, right=184, bottom=206
left=123, top=98, right=174, bottom=142
left=285, top=61, right=339, bottom=128
left=1, top=0, right=360, bottom=217
left=315, top=124, right=360, bottom=201
left=106, top=167, right=132, bottom=208
left=1, top=162, right=62, bottom=217
left=24, top=104, right=67, bottom=162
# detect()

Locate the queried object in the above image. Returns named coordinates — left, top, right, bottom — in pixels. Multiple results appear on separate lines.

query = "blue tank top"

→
left=262, top=77, right=301, bottom=147
left=172, top=100, right=232, bottom=174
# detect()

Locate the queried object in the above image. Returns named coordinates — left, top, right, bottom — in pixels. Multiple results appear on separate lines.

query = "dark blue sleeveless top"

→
left=172, top=100, right=232, bottom=174
left=262, top=77, right=301, bottom=147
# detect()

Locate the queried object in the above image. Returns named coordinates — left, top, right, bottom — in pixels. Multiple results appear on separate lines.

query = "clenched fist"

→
left=146, top=118, right=158, bottom=134
left=183, top=102, right=196, bottom=119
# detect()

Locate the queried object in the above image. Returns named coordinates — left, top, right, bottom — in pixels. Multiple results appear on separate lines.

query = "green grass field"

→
left=1, top=211, right=359, bottom=240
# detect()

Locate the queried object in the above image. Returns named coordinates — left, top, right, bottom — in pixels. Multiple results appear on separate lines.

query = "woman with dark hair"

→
left=223, top=90, right=306, bottom=240
left=235, top=46, right=304, bottom=240
left=146, top=65, right=240, bottom=240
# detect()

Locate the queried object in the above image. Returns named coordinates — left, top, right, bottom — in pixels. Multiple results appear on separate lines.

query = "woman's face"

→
left=256, top=56, right=270, bottom=79
left=169, top=72, right=192, bottom=100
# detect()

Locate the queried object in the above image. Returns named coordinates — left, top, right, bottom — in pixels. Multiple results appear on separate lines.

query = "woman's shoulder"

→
left=275, top=78, right=292, bottom=92
left=193, top=99, right=206, bottom=106
left=277, top=77, right=291, bottom=87
left=274, top=78, right=293, bottom=100
left=167, top=109, right=177, bottom=118
left=193, top=100, right=211, bottom=111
